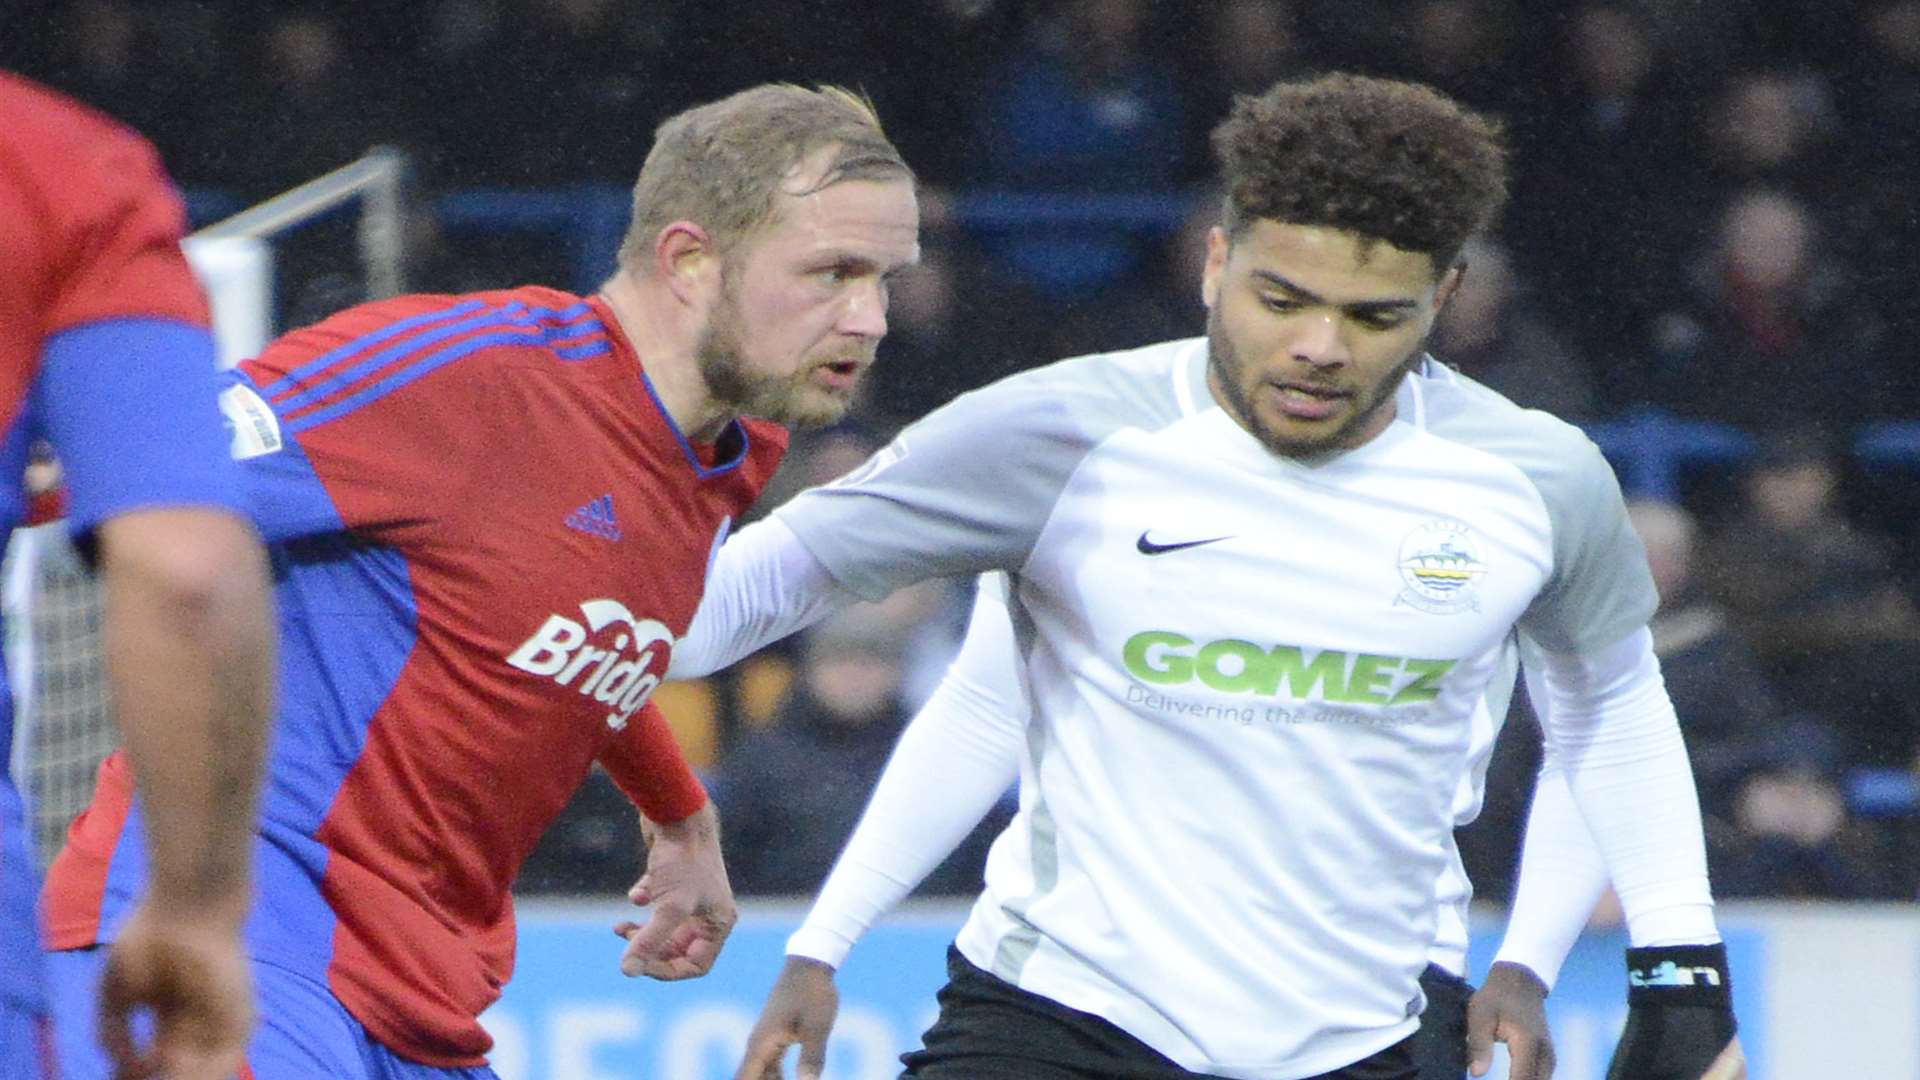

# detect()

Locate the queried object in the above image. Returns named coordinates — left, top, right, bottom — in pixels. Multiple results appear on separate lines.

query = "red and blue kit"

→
left=43, top=285, right=785, bottom=1067
left=0, top=72, right=239, bottom=1033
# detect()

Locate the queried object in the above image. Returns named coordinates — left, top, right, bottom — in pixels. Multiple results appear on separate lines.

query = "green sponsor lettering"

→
left=1341, top=654, right=1398, bottom=705
left=1268, top=646, right=1348, bottom=700
left=1124, top=630, right=1454, bottom=706
left=1124, top=630, right=1194, bottom=684
left=1196, top=639, right=1275, bottom=694
left=1390, top=658, right=1458, bottom=705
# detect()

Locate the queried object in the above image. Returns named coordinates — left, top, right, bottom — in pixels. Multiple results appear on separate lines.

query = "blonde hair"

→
left=617, top=84, right=913, bottom=270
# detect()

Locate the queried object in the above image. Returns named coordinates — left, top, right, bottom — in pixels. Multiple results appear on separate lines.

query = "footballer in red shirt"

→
left=42, top=83, right=919, bottom=1079
left=1, top=72, right=276, bottom=1080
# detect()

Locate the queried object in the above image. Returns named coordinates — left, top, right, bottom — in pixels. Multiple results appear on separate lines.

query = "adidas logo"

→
left=564, top=494, right=622, bottom=541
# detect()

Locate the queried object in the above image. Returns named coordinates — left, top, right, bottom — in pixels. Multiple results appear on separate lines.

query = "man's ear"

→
left=1201, top=226, right=1229, bottom=309
left=655, top=222, right=720, bottom=307
left=1432, top=262, right=1466, bottom=314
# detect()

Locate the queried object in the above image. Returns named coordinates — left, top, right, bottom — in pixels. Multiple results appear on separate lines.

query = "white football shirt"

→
left=771, top=338, right=1658, bottom=1077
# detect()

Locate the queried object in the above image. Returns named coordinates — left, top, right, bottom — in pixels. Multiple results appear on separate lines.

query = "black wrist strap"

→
left=1624, top=943, right=1733, bottom=1008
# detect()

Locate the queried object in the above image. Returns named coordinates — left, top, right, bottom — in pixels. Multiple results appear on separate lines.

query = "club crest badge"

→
left=1395, top=519, right=1488, bottom=614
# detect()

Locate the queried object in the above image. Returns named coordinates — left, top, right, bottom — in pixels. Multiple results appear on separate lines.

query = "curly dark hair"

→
left=1211, top=73, right=1508, bottom=272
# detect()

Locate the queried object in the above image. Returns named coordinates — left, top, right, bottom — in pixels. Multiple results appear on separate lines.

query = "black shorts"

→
left=1411, top=965, right=1474, bottom=1080
left=899, top=946, right=1433, bottom=1080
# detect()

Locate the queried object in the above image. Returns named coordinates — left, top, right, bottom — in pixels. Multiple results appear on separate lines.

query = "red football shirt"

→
left=1, top=71, right=236, bottom=1017
left=44, top=286, right=786, bottom=1063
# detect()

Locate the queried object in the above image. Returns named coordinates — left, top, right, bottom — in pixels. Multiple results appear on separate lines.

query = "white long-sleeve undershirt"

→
left=1518, top=628, right=1719, bottom=951
left=786, top=575, right=1027, bottom=966
left=668, top=517, right=860, bottom=680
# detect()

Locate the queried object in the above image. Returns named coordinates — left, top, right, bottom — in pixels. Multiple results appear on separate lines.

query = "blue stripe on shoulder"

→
left=283, top=320, right=609, bottom=435
left=272, top=303, right=532, bottom=414
left=274, top=303, right=604, bottom=417
left=554, top=339, right=612, bottom=361
left=258, top=299, right=490, bottom=398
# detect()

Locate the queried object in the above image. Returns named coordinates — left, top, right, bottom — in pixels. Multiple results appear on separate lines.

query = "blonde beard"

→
left=694, top=274, right=864, bottom=427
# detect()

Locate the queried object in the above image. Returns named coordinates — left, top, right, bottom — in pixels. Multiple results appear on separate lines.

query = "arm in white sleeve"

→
left=1492, top=654, right=1613, bottom=989
left=1493, top=762, right=1611, bottom=990
left=785, top=574, right=1028, bottom=968
left=668, top=517, right=863, bottom=679
left=1531, top=627, right=1720, bottom=948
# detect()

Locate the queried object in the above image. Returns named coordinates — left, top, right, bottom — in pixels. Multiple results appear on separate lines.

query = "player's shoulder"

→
left=0, top=72, right=172, bottom=214
left=1006, top=336, right=1195, bottom=400
left=922, top=336, right=1197, bottom=445
left=0, top=73, right=138, bottom=159
left=1415, top=358, right=1612, bottom=497
left=0, top=73, right=166, bottom=185
left=248, top=285, right=596, bottom=374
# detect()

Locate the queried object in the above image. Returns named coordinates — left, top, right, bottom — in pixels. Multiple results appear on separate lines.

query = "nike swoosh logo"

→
left=1136, top=531, right=1233, bottom=556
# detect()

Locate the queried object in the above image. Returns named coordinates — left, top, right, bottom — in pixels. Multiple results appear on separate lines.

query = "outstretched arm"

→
left=737, top=573, right=1028, bottom=1079
left=1471, top=705, right=1610, bottom=1080
left=1531, top=629, right=1742, bottom=1080
left=670, top=517, right=863, bottom=680
left=1492, top=660, right=1614, bottom=992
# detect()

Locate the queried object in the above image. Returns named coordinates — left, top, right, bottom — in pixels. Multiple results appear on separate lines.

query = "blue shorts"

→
left=48, top=948, right=499, bottom=1080
left=0, top=1000, right=50, bottom=1080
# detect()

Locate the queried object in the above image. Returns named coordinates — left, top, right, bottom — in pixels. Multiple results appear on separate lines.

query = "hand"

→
left=613, top=802, right=736, bottom=979
left=734, top=957, right=839, bottom=1080
left=1467, top=961, right=1556, bottom=1080
left=98, top=900, right=255, bottom=1080
left=1604, top=944, right=1739, bottom=1080
left=1700, top=1038, right=1747, bottom=1079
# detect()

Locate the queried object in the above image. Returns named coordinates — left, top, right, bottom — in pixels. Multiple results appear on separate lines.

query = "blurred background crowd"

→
left=10, top=0, right=1920, bottom=915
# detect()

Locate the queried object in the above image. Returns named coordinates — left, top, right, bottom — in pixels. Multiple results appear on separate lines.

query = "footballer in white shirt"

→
left=676, top=73, right=1744, bottom=1080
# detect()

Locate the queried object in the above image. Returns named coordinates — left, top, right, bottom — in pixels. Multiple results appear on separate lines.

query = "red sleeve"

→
left=230, top=295, right=494, bottom=542
left=597, top=703, right=708, bottom=823
left=231, top=288, right=595, bottom=543
left=0, top=75, right=207, bottom=435
left=41, top=115, right=208, bottom=334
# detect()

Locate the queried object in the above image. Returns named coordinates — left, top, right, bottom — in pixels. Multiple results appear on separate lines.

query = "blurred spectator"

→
left=1622, top=0, right=1755, bottom=75
left=1180, top=0, right=1318, bottom=179
left=422, top=0, right=682, bottom=186
left=713, top=598, right=1008, bottom=897
left=1672, top=67, right=1845, bottom=241
left=1431, top=238, right=1599, bottom=421
left=966, top=0, right=1187, bottom=297
left=200, top=9, right=398, bottom=197
left=755, top=425, right=887, bottom=527
left=31, top=0, right=209, bottom=174
left=1291, top=0, right=1414, bottom=72
left=1506, top=2, right=1698, bottom=376
left=1844, top=2, right=1920, bottom=175
left=1628, top=499, right=1788, bottom=815
left=1386, top=0, right=1527, bottom=116
left=797, top=1, right=1020, bottom=188
left=1707, top=720, right=1899, bottom=899
left=857, top=242, right=1034, bottom=428
left=1836, top=2, right=1920, bottom=332
left=1642, top=187, right=1897, bottom=436
left=1699, top=432, right=1920, bottom=768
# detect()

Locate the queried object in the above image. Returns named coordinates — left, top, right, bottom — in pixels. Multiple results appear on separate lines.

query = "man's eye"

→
left=1354, top=313, right=1404, bottom=331
left=1260, top=296, right=1299, bottom=313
